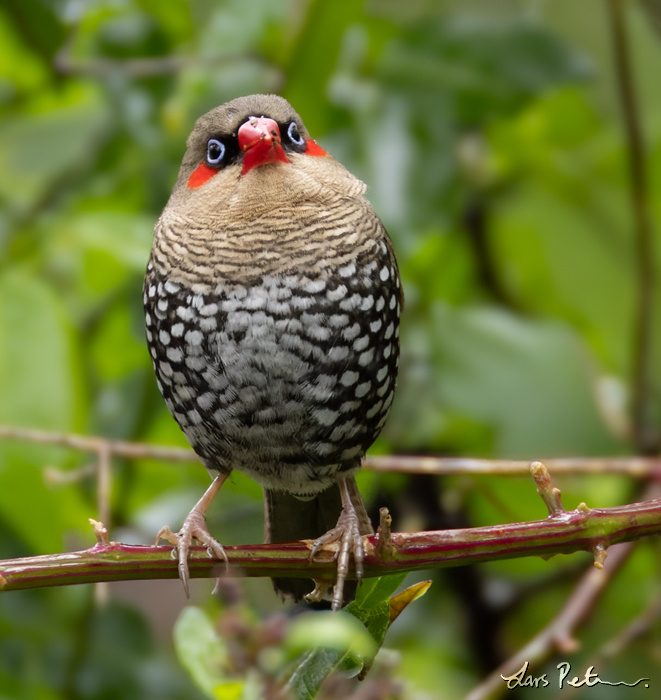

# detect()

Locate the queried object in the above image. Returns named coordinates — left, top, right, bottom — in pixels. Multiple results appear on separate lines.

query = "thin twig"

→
left=2, top=425, right=661, bottom=477
left=549, top=587, right=661, bottom=699
left=0, top=425, right=196, bottom=462
left=464, top=541, right=635, bottom=700
left=365, top=454, right=661, bottom=476
left=607, top=0, right=657, bottom=453
left=53, top=50, right=272, bottom=79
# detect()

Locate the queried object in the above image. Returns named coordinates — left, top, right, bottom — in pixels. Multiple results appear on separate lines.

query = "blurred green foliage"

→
left=1, top=0, right=661, bottom=698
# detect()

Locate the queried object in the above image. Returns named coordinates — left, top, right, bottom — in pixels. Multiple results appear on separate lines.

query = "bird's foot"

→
left=309, top=502, right=365, bottom=611
left=156, top=509, right=227, bottom=598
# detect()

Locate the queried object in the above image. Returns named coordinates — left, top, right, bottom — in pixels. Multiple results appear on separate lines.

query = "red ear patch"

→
left=305, top=139, right=327, bottom=157
left=187, top=161, right=217, bottom=188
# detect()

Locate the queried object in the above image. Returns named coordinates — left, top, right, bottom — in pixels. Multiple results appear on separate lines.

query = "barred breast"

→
left=144, top=202, right=400, bottom=496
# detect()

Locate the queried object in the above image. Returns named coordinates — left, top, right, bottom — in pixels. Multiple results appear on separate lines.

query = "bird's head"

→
left=167, top=94, right=364, bottom=221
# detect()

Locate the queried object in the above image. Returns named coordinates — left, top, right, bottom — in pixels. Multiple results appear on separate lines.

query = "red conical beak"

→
left=238, top=116, right=289, bottom=175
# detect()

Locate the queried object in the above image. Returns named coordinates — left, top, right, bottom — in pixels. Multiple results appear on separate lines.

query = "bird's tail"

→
left=263, top=483, right=370, bottom=605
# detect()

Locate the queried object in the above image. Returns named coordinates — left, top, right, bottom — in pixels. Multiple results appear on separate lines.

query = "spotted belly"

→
left=144, top=255, right=400, bottom=496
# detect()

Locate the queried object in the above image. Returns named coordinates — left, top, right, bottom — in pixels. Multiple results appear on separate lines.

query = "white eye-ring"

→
left=207, top=139, right=225, bottom=164
left=287, top=121, right=305, bottom=147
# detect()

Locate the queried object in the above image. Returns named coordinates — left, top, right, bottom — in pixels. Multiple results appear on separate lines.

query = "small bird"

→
left=144, top=94, right=401, bottom=610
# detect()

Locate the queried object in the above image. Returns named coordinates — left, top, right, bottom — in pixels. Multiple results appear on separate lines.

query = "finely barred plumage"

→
left=144, top=94, right=401, bottom=608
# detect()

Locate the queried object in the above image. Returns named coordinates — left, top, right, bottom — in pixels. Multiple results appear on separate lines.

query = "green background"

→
left=1, top=0, right=660, bottom=698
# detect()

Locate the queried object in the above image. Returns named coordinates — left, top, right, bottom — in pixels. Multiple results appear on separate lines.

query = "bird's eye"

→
left=207, top=139, right=225, bottom=165
left=287, top=121, right=306, bottom=148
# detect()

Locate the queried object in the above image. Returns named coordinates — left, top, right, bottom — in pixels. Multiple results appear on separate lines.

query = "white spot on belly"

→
left=330, top=418, right=355, bottom=441
left=355, top=381, right=371, bottom=398
left=329, top=314, right=349, bottom=328
left=200, top=316, right=217, bottom=332
left=159, top=361, right=173, bottom=377
left=384, top=322, right=394, bottom=340
left=377, top=366, right=388, bottom=382
left=167, top=347, right=183, bottom=362
left=376, top=297, right=385, bottom=311
left=361, top=295, right=374, bottom=311
left=353, top=335, right=370, bottom=352
left=328, top=346, right=350, bottom=361
left=377, top=377, right=391, bottom=397
left=341, top=445, right=362, bottom=460
left=339, top=262, right=356, bottom=278
left=291, top=295, right=315, bottom=311
left=312, top=442, right=335, bottom=456
left=304, top=279, right=326, bottom=293
left=185, top=356, right=206, bottom=371
left=176, top=385, right=193, bottom=401
left=307, top=324, right=331, bottom=342
left=380, top=266, right=390, bottom=281
left=366, top=400, right=383, bottom=419
left=327, top=285, right=347, bottom=301
left=171, top=323, right=184, bottom=337
left=313, top=408, right=339, bottom=426
left=159, top=330, right=171, bottom=345
left=148, top=285, right=156, bottom=298
left=200, top=303, right=218, bottom=316
left=343, top=323, right=361, bottom=341
left=340, top=294, right=361, bottom=311
left=188, top=409, right=202, bottom=425
left=164, top=281, right=180, bottom=293
left=370, top=319, right=382, bottom=333
left=176, top=306, right=195, bottom=322
left=196, top=392, right=215, bottom=410
left=359, top=349, right=374, bottom=366
left=341, top=370, right=359, bottom=386
left=157, top=299, right=168, bottom=312
left=186, top=329, right=203, bottom=346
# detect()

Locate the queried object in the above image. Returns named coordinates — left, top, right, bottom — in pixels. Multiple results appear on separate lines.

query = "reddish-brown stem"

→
left=1, top=497, right=660, bottom=593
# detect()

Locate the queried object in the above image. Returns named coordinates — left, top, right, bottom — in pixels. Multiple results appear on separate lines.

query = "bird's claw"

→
left=156, top=510, right=227, bottom=598
left=309, top=505, right=365, bottom=611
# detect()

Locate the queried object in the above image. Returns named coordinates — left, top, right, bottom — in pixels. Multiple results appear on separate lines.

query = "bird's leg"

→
left=309, top=475, right=373, bottom=611
left=156, top=472, right=229, bottom=597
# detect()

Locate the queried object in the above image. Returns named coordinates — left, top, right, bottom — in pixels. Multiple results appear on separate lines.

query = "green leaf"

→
left=346, top=574, right=407, bottom=645
left=285, top=612, right=377, bottom=698
left=0, top=82, right=109, bottom=213
left=0, top=269, right=88, bottom=553
left=173, top=606, right=246, bottom=700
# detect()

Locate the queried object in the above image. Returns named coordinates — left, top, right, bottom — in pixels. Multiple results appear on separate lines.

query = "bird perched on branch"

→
left=144, top=94, right=402, bottom=610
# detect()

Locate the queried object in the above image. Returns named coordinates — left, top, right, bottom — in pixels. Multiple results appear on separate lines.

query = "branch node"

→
left=576, top=502, right=591, bottom=514
left=531, top=461, right=567, bottom=516
left=89, top=519, right=110, bottom=546
left=376, top=507, right=397, bottom=559
left=305, top=579, right=331, bottom=604
left=593, top=542, right=608, bottom=570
